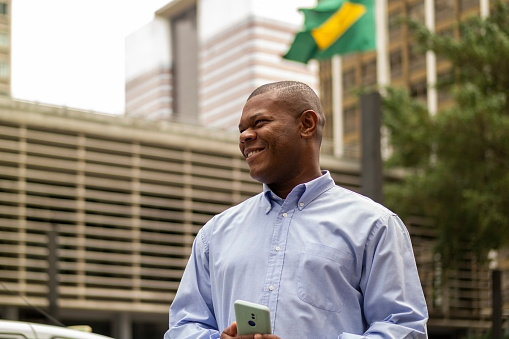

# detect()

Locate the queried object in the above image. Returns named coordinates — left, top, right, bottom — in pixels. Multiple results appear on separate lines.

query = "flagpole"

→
left=332, top=55, right=343, bottom=158
left=360, top=0, right=387, bottom=203
left=376, top=0, right=389, bottom=89
left=425, top=0, right=437, bottom=116
left=480, top=0, right=489, bottom=18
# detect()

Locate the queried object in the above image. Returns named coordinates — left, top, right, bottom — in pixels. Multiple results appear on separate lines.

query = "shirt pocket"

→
left=296, top=242, right=354, bottom=313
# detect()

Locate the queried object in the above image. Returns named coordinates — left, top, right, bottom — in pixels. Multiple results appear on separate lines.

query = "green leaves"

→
left=382, top=1, right=509, bottom=268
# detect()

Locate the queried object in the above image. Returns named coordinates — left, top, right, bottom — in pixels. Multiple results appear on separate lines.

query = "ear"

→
left=299, top=110, right=318, bottom=139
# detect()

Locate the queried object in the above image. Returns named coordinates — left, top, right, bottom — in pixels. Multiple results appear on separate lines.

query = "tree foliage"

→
left=382, top=1, right=509, bottom=267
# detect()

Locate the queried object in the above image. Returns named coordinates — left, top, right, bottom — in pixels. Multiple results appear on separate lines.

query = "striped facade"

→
left=0, top=96, right=366, bottom=338
left=199, top=16, right=317, bottom=129
left=0, top=0, right=10, bottom=96
left=0, top=96, right=501, bottom=338
left=125, top=67, right=173, bottom=121
left=125, top=0, right=318, bottom=129
left=125, top=17, right=173, bottom=122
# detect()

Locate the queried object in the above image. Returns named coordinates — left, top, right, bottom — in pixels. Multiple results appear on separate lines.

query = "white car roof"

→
left=0, top=320, right=115, bottom=339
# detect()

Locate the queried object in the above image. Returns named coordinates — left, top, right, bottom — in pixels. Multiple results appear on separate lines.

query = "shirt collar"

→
left=262, top=171, right=335, bottom=213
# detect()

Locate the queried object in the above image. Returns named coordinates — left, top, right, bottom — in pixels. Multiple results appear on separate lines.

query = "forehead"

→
left=241, top=90, right=283, bottom=118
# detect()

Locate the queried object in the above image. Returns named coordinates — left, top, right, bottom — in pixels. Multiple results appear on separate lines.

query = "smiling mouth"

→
left=246, top=149, right=263, bottom=159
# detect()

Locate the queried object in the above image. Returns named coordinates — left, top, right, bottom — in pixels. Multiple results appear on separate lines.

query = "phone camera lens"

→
left=248, top=321, right=256, bottom=327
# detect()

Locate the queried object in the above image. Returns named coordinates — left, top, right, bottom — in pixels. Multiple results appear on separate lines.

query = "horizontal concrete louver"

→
left=0, top=99, right=493, bottom=324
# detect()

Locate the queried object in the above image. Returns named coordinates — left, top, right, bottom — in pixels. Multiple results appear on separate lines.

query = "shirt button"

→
left=282, top=212, right=288, bottom=217
left=275, top=246, right=281, bottom=251
left=269, top=285, right=275, bottom=291
left=299, top=202, right=304, bottom=207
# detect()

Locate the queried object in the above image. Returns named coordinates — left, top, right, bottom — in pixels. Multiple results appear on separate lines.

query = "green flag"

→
left=283, top=0, right=375, bottom=63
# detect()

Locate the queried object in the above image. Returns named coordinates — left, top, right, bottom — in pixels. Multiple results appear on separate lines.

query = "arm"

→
left=165, top=226, right=220, bottom=339
left=341, top=215, right=428, bottom=338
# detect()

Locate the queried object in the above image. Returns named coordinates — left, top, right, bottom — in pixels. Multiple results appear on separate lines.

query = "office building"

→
left=0, top=0, right=10, bottom=96
left=0, top=97, right=368, bottom=338
left=1, top=0, right=505, bottom=337
left=125, top=0, right=318, bottom=129
left=318, top=0, right=500, bottom=158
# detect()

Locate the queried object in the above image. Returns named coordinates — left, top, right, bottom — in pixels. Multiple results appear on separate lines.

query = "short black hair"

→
left=247, top=81, right=326, bottom=133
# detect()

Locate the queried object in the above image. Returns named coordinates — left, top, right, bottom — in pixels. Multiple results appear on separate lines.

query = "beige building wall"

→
left=0, top=96, right=365, bottom=337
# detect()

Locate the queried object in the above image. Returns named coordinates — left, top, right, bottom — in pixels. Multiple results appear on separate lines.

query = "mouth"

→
left=244, top=148, right=264, bottom=159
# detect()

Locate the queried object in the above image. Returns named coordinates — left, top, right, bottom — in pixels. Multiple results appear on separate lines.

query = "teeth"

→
left=247, top=150, right=261, bottom=158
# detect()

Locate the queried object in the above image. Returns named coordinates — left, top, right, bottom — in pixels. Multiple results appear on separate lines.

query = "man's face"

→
left=238, top=91, right=305, bottom=186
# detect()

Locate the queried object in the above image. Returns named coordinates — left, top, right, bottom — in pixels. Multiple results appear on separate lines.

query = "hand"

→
left=221, top=322, right=281, bottom=339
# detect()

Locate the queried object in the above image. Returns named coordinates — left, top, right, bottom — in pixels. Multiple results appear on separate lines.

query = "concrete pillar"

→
left=116, top=312, right=132, bottom=339
left=361, top=91, right=383, bottom=204
left=3, top=306, right=19, bottom=320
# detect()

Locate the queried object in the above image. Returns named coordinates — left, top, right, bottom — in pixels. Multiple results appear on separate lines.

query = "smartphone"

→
left=234, top=300, right=272, bottom=335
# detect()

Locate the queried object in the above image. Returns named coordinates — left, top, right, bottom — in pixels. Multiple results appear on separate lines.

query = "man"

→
left=165, top=81, right=428, bottom=338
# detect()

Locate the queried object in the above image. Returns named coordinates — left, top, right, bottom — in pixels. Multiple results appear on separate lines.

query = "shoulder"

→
left=200, top=192, right=265, bottom=232
left=218, top=192, right=265, bottom=218
left=324, top=185, right=407, bottom=235
left=327, top=185, right=393, bottom=217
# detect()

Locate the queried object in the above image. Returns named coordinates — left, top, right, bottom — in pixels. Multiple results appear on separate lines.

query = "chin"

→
left=249, top=170, right=268, bottom=184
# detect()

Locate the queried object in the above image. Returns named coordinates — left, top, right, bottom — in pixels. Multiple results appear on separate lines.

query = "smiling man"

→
left=165, top=81, right=428, bottom=339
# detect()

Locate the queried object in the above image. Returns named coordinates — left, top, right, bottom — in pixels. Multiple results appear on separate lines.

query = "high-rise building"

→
left=125, top=0, right=318, bottom=129
left=319, top=0, right=500, bottom=159
left=0, top=0, right=10, bottom=96
left=2, top=1, right=506, bottom=337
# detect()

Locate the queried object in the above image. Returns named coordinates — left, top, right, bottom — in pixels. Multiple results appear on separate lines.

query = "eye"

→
left=254, top=119, right=267, bottom=126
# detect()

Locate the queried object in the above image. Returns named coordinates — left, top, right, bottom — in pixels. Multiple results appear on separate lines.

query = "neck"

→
left=269, top=169, right=322, bottom=199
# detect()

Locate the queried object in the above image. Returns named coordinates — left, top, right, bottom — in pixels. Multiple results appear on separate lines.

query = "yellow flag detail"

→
left=311, top=2, right=367, bottom=50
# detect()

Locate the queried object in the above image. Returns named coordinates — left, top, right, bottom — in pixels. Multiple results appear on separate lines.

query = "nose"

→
left=239, top=128, right=256, bottom=144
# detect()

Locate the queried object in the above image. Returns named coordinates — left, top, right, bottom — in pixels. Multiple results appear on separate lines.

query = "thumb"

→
left=222, top=321, right=238, bottom=337
left=230, top=321, right=238, bottom=336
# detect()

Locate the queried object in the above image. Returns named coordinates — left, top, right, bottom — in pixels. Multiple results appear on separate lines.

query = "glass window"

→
left=343, top=106, right=358, bottom=134
left=408, top=1, right=425, bottom=23
left=410, top=80, right=427, bottom=102
left=388, top=10, right=403, bottom=42
left=0, top=31, right=8, bottom=47
left=460, top=0, right=478, bottom=12
left=409, top=44, right=426, bottom=71
left=361, top=60, right=376, bottom=86
left=435, top=0, right=455, bottom=22
left=0, top=61, right=9, bottom=78
left=390, top=49, right=403, bottom=79
left=0, top=2, right=8, bottom=15
left=342, top=68, right=356, bottom=92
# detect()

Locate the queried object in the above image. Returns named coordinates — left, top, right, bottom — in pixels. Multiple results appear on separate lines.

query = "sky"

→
left=11, top=0, right=172, bottom=115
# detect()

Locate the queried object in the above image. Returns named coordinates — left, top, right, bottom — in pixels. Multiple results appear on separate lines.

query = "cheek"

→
left=272, top=133, right=298, bottom=155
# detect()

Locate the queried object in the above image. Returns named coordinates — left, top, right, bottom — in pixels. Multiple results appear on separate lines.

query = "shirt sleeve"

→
left=340, top=214, right=429, bottom=339
left=165, top=220, right=220, bottom=339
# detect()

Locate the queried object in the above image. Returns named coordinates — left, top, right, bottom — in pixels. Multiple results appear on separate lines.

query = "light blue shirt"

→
left=165, top=171, right=428, bottom=338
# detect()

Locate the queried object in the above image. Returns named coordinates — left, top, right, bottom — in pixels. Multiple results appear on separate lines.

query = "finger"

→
left=221, top=322, right=237, bottom=338
left=230, top=321, right=238, bottom=335
left=254, top=335, right=280, bottom=339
